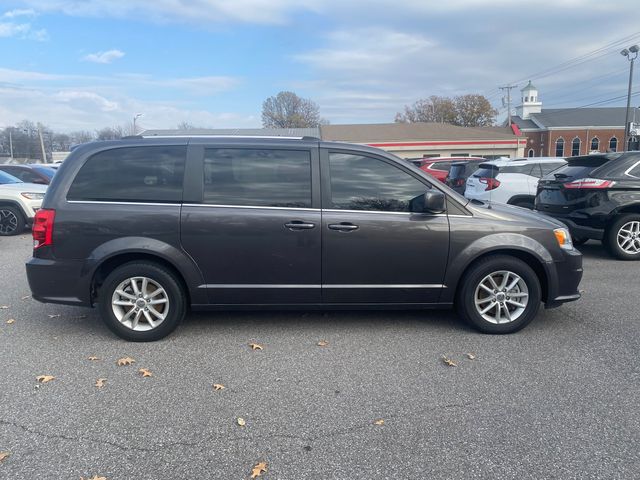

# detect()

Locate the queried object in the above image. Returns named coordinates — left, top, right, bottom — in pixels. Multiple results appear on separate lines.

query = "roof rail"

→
left=138, top=134, right=319, bottom=140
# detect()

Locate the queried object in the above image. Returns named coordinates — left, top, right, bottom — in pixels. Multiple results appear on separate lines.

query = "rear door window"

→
left=540, top=162, right=566, bottom=177
left=67, top=146, right=186, bottom=202
left=203, top=148, right=312, bottom=208
left=474, top=165, right=500, bottom=178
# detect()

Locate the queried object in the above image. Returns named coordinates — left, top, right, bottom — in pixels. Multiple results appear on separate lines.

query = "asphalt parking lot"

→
left=0, top=234, right=638, bottom=479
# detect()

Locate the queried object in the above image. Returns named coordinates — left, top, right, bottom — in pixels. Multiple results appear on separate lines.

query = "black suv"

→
left=535, top=152, right=640, bottom=260
left=26, top=136, right=582, bottom=341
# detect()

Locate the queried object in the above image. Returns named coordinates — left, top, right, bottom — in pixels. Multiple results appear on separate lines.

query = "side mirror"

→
left=410, top=190, right=446, bottom=214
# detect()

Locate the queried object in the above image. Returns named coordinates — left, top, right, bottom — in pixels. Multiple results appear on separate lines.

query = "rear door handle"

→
left=285, top=220, right=316, bottom=230
left=328, top=223, right=359, bottom=232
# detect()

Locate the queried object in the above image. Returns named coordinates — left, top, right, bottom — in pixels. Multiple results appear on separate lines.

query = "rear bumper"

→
left=544, top=248, right=583, bottom=308
left=26, top=257, right=91, bottom=306
left=535, top=211, right=604, bottom=241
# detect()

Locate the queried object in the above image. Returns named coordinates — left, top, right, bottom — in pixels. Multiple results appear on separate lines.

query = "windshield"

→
left=0, top=170, right=23, bottom=184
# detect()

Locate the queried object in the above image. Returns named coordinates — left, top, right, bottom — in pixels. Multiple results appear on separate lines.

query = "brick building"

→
left=511, top=81, right=640, bottom=157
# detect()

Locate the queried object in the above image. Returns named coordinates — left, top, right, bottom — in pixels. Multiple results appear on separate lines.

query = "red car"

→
left=410, top=157, right=486, bottom=183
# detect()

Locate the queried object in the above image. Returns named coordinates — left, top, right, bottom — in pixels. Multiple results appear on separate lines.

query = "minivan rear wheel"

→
left=98, top=261, right=186, bottom=341
left=605, top=214, right=640, bottom=260
left=456, top=255, right=541, bottom=334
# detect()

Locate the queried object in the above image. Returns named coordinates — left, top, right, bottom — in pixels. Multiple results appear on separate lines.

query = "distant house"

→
left=511, top=81, right=640, bottom=157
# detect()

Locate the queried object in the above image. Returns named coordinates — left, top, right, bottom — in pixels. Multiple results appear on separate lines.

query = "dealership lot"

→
left=0, top=234, right=638, bottom=479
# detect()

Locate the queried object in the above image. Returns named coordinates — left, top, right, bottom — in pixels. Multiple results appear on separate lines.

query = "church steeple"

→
left=516, top=80, right=542, bottom=119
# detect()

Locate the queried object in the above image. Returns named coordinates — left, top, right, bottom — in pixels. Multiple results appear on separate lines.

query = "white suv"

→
left=0, top=170, right=47, bottom=236
left=464, top=158, right=566, bottom=209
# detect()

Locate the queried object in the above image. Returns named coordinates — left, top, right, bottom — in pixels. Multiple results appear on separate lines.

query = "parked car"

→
left=535, top=152, right=640, bottom=260
left=26, top=137, right=582, bottom=341
left=465, top=158, right=567, bottom=209
left=0, top=164, right=56, bottom=185
left=445, top=158, right=487, bottom=194
left=0, top=170, right=48, bottom=236
left=418, top=157, right=486, bottom=183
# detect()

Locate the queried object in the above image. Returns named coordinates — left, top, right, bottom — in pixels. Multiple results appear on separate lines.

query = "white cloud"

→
left=82, top=49, right=126, bottom=64
left=2, top=8, right=36, bottom=18
left=0, top=21, right=47, bottom=40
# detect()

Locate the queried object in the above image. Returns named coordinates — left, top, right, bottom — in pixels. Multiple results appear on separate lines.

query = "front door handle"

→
left=328, top=222, right=359, bottom=232
left=285, top=220, right=316, bottom=230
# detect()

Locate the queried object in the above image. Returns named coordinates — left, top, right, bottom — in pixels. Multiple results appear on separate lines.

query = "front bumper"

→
left=26, top=257, right=91, bottom=306
left=544, top=247, right=583, bottom=308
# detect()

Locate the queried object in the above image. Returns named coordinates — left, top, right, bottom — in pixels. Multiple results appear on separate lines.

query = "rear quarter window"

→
left=67, top=146, right=186, bottom=202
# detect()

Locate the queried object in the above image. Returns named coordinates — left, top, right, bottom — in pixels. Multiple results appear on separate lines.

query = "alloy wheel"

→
left=0, top=209, right=18, bottom=235
left=474, top=270, right=529, bottom=324
left=111, top=276, right=170, bottom=331
left=616, top=221, right=640, bottom=255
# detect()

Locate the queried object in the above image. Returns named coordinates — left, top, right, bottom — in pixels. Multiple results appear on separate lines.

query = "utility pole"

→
left=9, top=130, right=13, bottom=161
left=37, top=127, right=47, bottom=163
left=133, top=113, right=143, bottom=135
left=621, top=45, right=638, bottom=152
left=499, top=84, right=518, bottom=127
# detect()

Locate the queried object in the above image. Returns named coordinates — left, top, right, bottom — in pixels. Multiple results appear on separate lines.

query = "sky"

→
left=0, top=0, right=639, bottom=132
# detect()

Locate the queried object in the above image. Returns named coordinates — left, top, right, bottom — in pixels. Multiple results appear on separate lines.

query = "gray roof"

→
left=514, top=107, right=640, bottom=129
left=141, top=127, right=321, bottom=137
left=521, top=80, right=537, bottom=92
left=320, top=122, right=518, bottom=143
left=511, top=116, right=539, bottom=130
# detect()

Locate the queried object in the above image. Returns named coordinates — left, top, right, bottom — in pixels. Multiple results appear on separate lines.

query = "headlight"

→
left=21, top=192, right=45, bottom=200
left=554, top=228, right=573, bottom=250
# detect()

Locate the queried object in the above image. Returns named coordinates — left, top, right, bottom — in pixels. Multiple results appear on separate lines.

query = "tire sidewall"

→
left=0, top=206, right=25, bottom=236
left=458, top=256, right=542, bottom=334
left=606, top=214, right=640, bottom=261
left=98, top=262, right=186, bottom=341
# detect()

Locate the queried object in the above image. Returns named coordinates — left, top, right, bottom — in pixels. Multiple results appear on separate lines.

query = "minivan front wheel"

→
left=98, top=262, right=186, bottom=341
left=457, top=256, right=541, bottom=334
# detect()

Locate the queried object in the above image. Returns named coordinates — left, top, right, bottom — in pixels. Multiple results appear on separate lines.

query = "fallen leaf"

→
left=138, top=368, right=152, bottom=377
left=88, top=356, right=100, bottom=361
left=21, top=295, right=30, bottom=300
left=95, top=378, right=106, bottom=389
left=317, top=340, right=329, bottom=347
left=80, top=476, right=107, bottom=480
left=6, top=318, right=15, bottom=325
left=0, top=305, right=8, bottom=309
left=374, top=419, right=385, bottom=425
left=237, top=417, right=246, bottom=427
left=466, top=353, right=476, bottom=360
left=442, top=355, right=457, bottom=367
left=116, top=357, right=135, bottom=366
left=36, top=375, right=55, bottom=383
left=249, top=343, right=263, bottom=351
left=213, top=383, right=225, bottom=391
left=0, top=452, right=9, bottom=463
left=47, top=314, right=61, bottom=318
left=250, top=461, right=267, bottom=478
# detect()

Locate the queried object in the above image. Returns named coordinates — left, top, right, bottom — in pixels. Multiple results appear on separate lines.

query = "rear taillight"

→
left=563, top=178, right=614, bottom=189
left=479, top=177, right=501, bottom=191
left=454, top=178, right=466, bottom=187
left=32, top=209, right=55, bottom=249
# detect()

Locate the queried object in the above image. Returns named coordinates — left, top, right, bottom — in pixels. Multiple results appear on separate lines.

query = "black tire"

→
left=572, top=237, right=588, bottom=247
left=456, top=255, right=542, bottom=334
left=604, top=214, right=640, bottom=261
left=0, top=206, right=25, bottom=236
left=98, top=261, right=186, bottom=341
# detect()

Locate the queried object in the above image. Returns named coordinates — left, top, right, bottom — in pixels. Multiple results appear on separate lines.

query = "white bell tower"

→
left=516, top=80, right=542, bottom=119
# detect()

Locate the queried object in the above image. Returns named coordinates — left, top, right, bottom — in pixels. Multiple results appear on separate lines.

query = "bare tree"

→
left=395, top=94, right=497, bottom=127
left=395, top=96, right=457, bottom=124
left=453, top=94, right=498, bottom=127
left=69, top=130, right=94, bottom=145
left=262, top=91, right=324, bottom=128
left=95, top=125, right=125, bottom=141
left=176, top=121, right=199, bottom=130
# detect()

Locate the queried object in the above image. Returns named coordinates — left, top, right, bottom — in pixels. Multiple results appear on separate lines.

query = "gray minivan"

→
left=26, top=136, right=582, bottom=341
